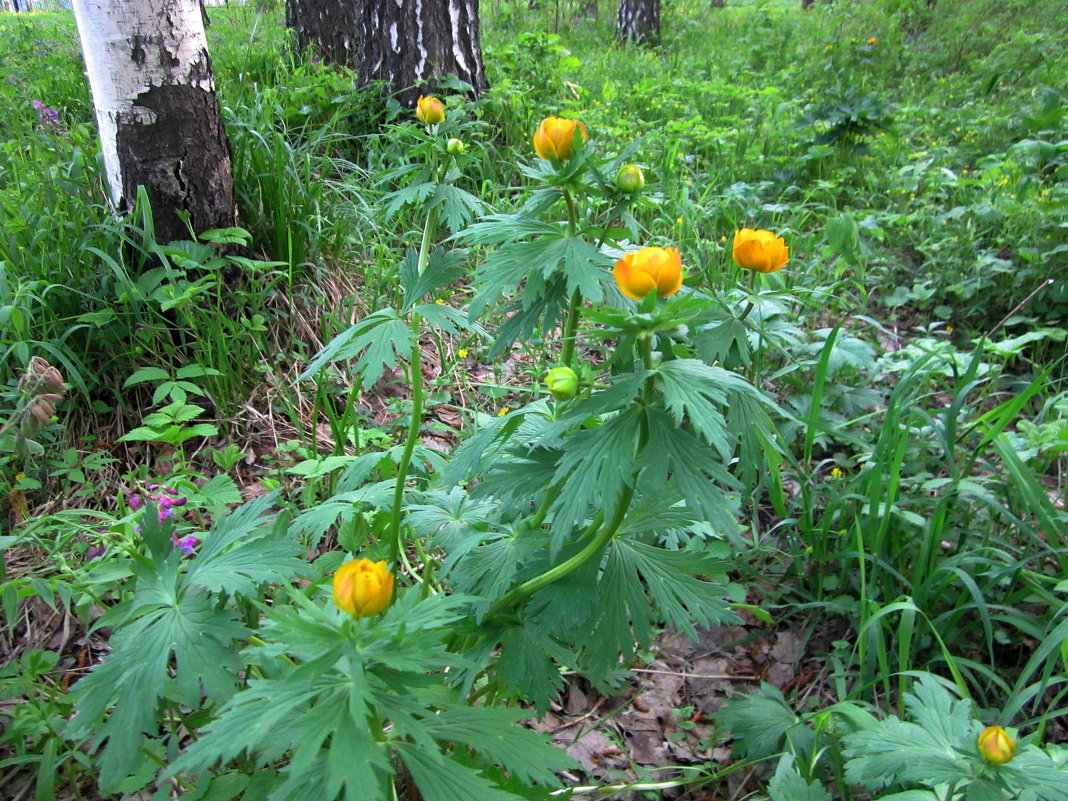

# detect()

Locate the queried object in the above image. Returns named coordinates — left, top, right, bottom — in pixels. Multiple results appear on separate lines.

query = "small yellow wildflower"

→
left=457, top=348, right=469, bottom=358
left=497, top=407, right=508, bottom=417
left=946, top=325, right=955, bottom=333
left=435, top=298, right=446, bottom=305
left=830, top=467, right=845, bottom=479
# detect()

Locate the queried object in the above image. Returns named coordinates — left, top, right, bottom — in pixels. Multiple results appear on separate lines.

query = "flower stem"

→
left=388, top=311, right=425, bottom=566
left=559, top=188, right=583, bottom=367
left=560, top=288, right=583, bottom=368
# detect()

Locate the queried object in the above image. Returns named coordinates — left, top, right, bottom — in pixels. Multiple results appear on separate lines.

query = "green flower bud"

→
left=447, top=137, right=465, bottom=155
left=615, top=163, right=645, bottom=193
left=544, top=366, right=578, bottom=401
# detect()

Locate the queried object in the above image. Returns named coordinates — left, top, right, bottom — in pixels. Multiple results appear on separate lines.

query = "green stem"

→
left=388, top=311, right=425, bottom=566
left=559, top=188, right=583, bottom=367
left=487, top=498, right=624, bottom=618
left=560, top=288, right=583, bottom=368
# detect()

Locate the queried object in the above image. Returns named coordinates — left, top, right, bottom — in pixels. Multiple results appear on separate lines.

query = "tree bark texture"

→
left=285, top=0, right=360, bottom=69
left=358, top=0, right=489, bottom=106
left=617, top=0, right=660, bottom=45
left=72, top=0, right=235, bottom=243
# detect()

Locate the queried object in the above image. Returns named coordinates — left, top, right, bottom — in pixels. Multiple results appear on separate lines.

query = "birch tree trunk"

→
left=617, top=0, right=660, bottom=45
left=358, top=0, right=489, bottom=106
left=285, top=0, right=360, bottom=69
left=72, top=0, right=235, bottom=243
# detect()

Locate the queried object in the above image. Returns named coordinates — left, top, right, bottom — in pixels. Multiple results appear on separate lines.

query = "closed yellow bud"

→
left=544, top=366, right=578, bottom=401
left=447, top=137, right=465, bottom=155
left=732, top=228, right=789, bottom=274
left=416, top=95, right=445, bottom=125
left=613, top=246, right=684, bottom=300
left=332, top=559, right=394, bottom=618
left=533, top=116, right=587, bottom=161
left=615, top=163, right=645, bottom=193
left=977, top=726, right=1015, bottom=765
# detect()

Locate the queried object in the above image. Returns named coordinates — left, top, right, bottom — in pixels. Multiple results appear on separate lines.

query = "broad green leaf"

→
left=421, top=706, right=577, bottom=786
left=768, top=754, right=834, bottom=801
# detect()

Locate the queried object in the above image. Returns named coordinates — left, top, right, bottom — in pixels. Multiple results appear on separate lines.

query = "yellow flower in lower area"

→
left=333, top=559, right=394, bottom=618
left=613, top=246, right=684, bottom=300
left=732, top=228, right=790, bottom=273
left=977, top=726, right=1016, bottom=765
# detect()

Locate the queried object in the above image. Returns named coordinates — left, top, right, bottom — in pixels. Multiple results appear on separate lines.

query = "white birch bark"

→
left=72, top=0, right=215, bottom=208
left=71, top=0, right=233, bottom=241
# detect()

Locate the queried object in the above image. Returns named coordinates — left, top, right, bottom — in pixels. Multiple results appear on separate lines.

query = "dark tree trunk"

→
left=285, top=0, right=360, bottom=69
left=358, top=0, right=489, bottom=106
left=617, top=0, right=659, bottom=45
left=114, top=82, right=235, bottom=242
left=711, top=0, right=724, bottom=8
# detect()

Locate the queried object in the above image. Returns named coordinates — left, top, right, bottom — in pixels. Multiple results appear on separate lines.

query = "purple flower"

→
left=32, top=99, right=43, bottom=109
left=172, top=534, right=200, bottom=556
left=86, top=543, right=107, bottom=559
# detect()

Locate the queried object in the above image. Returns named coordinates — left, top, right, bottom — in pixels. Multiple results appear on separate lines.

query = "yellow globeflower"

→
left=416, top=95, right=445, bottom=125
left=533, top=116, right=587, bottom=161
left=977, top=726, right=1016, bottom=765
left=732, top=228, right=790, bottom=274
left=333, top=559, right=394, bottom=618
left=613, top=246, right=684, bottom=300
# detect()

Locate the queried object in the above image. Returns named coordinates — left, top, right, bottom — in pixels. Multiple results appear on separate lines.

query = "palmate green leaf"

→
left=420, top=706, right=578, bottom=786
left=406, top=488, right=500, bottom=544
left=1000, top=749, right=1068, bottom=801
left=472, top=447, right=559, bottom=515
left=639, top=410, right=739, bottom=535
left=905, top=672, right=977, bottom=750
left=489, top=281, right=570, bottom=355
left=546, top=406, right=643, bottom=543
left=491, top=625, right=566, bottom=716
left=298, top=308, right=412, bottom=389
left=444, top=410, right=527, bottom=486
left=453, top=214, right=561, bottom=246
left=469, top=232, right=609, bottom=320
left=184, top=492, right=305, bottom=598
left=68, top=592, right=247, bottom=790
left=395, top=742, right=530, bottom=801
left=288, top=481, right=396, bottom=547
left=384, top=181, right=437, bottom=218
left=431, top=183, right=489, bottom=233
left=716, top=684, right=814, bottom=760
left=610, top=538, right=735, bottom=640
left=168, top=661, right=351, bottom=774
left=414, top=301, right=488, bottom=338
left=400, top=247, right=464, bottom=310
left=843, top=717, right=973, bottom=789
left=768, top=755, right=834, bottom=801
left=656, top=359, right=754, bottom=454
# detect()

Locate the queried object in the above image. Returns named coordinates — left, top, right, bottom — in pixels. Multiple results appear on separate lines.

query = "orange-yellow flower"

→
left=977, top=726, right=1016, bottom=765
left=732, top=228, right=789, bottom=274
left=533, top=117, right=587, bottom=160
left=613, top=246, right=684, bottom=300
left=416, top=95, right=445, bottom=125
left=333, top=559, right=394, bottom=618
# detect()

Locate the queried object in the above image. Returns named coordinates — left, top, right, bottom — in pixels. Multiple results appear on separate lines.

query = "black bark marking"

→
left=114, top=79, right=234, bottom=242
